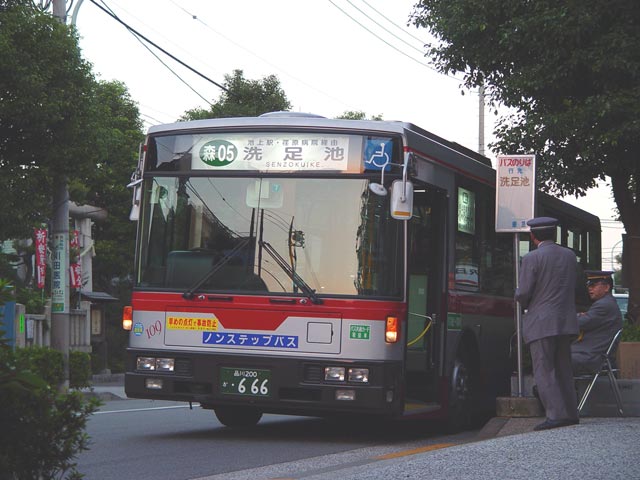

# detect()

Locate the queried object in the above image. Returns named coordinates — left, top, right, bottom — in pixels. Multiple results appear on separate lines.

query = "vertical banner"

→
left=69, top=230, right=82, bottom=289
left=34, top=228, right=47, bottom=289
left=495, top=154, right=536, bottom=232
left=51, top=233, right=68, bottom=313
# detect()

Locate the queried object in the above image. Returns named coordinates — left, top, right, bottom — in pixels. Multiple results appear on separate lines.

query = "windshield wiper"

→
left=182, top=238, right=251, bottom=300
left=259, top=240, right=322, bottom=305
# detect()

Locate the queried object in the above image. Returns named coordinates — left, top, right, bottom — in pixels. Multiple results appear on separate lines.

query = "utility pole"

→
left=50, top=0, right=70, bottom=391
left=478, top=84, right=485, bottom=157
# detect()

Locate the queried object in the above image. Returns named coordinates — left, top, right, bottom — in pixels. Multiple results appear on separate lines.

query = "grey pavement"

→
left=86, top=374, right=640, bottom=480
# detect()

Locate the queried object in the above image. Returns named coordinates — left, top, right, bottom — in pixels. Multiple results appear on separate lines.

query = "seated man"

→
left=572, top=270, right=623, bottom=375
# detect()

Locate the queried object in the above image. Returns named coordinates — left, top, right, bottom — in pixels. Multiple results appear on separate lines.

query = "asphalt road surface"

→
left=76, top=398, right=476, bottom=480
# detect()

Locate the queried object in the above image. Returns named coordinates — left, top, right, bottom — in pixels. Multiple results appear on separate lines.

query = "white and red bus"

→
left=123, top=112, right=601, bottom=429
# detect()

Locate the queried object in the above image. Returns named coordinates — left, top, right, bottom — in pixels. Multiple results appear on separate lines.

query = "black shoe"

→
left=532, top=385, right=539, bottom=399
left=534, top=418, right=579, bottom=431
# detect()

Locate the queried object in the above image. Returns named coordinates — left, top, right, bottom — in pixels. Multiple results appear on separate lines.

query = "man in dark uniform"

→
left=515, top=217, right=580, bottom=431
left=572, top=271, right=623, bottom=374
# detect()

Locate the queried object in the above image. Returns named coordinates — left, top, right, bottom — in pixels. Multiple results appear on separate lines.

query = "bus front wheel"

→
left=214, top=406, right=263, bottom=427
left=447, top=354, right=476, bottom=431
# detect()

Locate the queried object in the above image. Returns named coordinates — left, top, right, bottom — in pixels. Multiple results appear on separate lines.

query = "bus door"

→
left=405, top=183, right=447, bottom=404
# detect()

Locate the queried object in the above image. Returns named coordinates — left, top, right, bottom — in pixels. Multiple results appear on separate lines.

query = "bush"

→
left=69, top=350, right=92, bottom=389
left=14, top=347, right=93, bottom=390
left=0, top=279, right=99, bottom=480
left=621, top=321, right=640, bottom=342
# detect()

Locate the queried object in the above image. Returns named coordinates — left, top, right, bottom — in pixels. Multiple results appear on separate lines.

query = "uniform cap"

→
left=585, top=270, right=614, bottom=286
left=526, top=217, right=559, bottom=231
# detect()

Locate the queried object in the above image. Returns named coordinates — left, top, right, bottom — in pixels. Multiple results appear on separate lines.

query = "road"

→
left=76, top=398, right=477, bottom=480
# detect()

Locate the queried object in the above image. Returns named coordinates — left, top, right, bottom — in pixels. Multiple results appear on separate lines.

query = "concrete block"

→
left=496, top=396, right=545, bottom=417
left=617, top=342, right=640, bottom=379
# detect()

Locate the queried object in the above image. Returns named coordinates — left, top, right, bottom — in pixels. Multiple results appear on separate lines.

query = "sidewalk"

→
left=82, top=373, right=126, bottom=401
left=85, top=374, right=640, bottom=479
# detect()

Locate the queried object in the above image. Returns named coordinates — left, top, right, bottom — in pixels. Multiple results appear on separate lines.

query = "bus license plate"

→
left=220, top=367, right=271, bottom=397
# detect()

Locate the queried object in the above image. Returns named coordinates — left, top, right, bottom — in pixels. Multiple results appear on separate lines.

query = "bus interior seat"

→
left=165, top=250, right=215, bottom=288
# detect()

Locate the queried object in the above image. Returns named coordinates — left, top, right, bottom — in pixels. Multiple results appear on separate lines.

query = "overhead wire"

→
left=346, top=0, right=426, bottom=57
left=95, top=0, right=213, bottom=107
left=358, top=0, right=429, bottom=45
left=87, top=0, right=228, bottom=93
left=326, top=0, right=462, bottom=82
left=165, top=0, right=354, bottom=111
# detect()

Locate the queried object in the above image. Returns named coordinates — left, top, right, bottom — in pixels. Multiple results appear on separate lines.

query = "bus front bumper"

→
left=124, top=348, right=404, bottom=417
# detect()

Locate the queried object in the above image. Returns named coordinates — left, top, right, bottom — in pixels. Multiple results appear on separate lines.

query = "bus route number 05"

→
left=220, top=367, right=271, bottom=397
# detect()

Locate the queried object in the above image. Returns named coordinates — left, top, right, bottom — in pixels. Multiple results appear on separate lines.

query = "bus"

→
left=123, top=112, right=601, bottom=429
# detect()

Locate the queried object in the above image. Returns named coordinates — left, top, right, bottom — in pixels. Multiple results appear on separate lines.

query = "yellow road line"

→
left=375, top=442, right=457, bottom=460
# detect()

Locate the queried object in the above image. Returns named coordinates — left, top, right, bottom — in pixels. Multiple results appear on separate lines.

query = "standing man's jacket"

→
left=515, top=241, right=579, bottom=344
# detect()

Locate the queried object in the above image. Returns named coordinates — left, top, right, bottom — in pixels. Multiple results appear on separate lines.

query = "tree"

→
left=336, top=110, right=384, bottom=120
left=180, top=69, right=291, bottom=120
left=1, top=2, right=144, bottom=370
left=76, top=80, right=143, bottom=292
left=0, top=0, right=96, bottom=240
left=78, top=80, right=144, bottom=373
left=411, top=0, right=640, bottom=323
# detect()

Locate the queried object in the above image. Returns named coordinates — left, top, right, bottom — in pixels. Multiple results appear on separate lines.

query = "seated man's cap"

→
left=585, top=270, right=614, bottom=286
left=526, top=217, right=559, bottom=231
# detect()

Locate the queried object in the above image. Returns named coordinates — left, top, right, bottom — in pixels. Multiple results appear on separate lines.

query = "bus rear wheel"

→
left=214, top=406, right=263, bottom=427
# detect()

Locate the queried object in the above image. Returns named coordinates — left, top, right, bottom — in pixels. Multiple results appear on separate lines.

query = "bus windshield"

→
left=136, top=176, right=403, bottom=298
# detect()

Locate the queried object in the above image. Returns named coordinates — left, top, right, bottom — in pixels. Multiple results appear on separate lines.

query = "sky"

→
left=71, top=0, right=625, bottom=269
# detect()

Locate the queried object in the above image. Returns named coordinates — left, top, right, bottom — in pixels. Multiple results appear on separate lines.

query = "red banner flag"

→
left=34, top=228, right=47, bottom=289
left=70, top=263, right=82, bottom=289
left=69, top=229, right=82, bottom=289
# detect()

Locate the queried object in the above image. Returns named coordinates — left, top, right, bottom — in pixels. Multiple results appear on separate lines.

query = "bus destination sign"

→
left=193, top=133, right=355, bottom=172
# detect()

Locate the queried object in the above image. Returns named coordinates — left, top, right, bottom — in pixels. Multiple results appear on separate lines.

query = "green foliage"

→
left=180, top=69, right=292, bottom=120
left=1, top=285, right=99, bottom=478
left=13, top=346, right=92, bottom=389
left=69, top=350, right=92, bottom=389
left=0, top=1, right=97, bottom=240
left=621, top=321, right=640, bottom=342
left=411, top=0, right=640, bottom=326
left=0, top=385, right=99, bottom=480
left=14, top=346, right=63, bottom=387
left=336, top=110, right=384, bottom=120
left=15, top=287, right=46, bottom=314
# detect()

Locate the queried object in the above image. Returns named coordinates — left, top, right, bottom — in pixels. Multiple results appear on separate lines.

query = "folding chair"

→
left=576, top=328, right=624, bottom=416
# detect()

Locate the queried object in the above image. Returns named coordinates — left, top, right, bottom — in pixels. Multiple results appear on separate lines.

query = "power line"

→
left=346, top=0, right=425, bottom=57
left=88, top=0, right=228, bottom=92
left=166, top=0, right=353, bottom=111
left=327, top=0, right=461, bottom=82
left=95, top=0, right=212, bottom=107
left=359, top=0, right=429, bottom=45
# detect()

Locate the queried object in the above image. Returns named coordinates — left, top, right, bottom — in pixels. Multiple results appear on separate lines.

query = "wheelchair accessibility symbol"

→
left=364, top=139, right=392, bottom=170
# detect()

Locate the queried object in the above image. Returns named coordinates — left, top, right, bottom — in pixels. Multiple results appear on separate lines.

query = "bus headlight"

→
left=137, top=356, right=175, bottom=372
left=137, top=357, right=156, bottom=371
left=348, top=368, right=369, bottom=383
left=156, top=358, right=175, bottom=372
left=324, top=366, right=345, bottom=382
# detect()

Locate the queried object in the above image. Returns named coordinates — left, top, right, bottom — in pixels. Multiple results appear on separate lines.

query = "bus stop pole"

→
left=514, top=233, right=524, bottom=397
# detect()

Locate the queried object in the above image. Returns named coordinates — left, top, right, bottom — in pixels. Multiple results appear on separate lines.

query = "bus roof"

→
left=147, top=113, right=492, bottom=167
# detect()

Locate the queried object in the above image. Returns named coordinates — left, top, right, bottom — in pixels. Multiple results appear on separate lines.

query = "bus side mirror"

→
left=127, top=178, right=142, bottom=221
left=390, top=179, right=413, bottom=220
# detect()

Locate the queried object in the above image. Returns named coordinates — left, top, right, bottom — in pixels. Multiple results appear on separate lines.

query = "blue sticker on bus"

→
left=202, top=332, right=299, bottom=349
left=133, top=322, right=143, bottom=336
left=364, top=138, right=392, bottom=171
